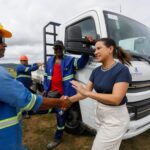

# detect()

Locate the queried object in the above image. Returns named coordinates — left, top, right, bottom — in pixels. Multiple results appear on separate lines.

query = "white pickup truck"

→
left=32, top=8, right=150, bottom=139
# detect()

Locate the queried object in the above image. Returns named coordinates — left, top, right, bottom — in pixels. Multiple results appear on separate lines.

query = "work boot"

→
left=47, top=139, right=62, bottom=150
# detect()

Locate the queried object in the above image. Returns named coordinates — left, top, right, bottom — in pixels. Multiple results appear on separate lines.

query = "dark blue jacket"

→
left=44, top=55, right=89, bottom=96
left=16, top=63, right=38, bottom=89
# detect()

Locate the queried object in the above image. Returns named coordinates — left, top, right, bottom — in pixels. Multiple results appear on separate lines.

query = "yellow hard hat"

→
left=0, top=24, right=12, bottom=38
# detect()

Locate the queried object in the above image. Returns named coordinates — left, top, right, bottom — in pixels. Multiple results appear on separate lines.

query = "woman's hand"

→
left=70, top=80, right=88, bottom=96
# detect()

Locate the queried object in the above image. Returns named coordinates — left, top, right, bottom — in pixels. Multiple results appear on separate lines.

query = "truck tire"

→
left=65, top=103, right=85, bottom=135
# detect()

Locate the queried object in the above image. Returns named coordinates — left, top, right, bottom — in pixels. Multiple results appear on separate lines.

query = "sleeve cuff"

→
left=32, top=95, right=43, bottom=111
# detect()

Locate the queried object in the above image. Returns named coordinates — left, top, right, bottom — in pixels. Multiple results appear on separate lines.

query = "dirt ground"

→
left=23, top=114, right=150, bottom=150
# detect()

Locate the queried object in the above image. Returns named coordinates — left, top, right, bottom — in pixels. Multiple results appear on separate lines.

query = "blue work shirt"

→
left=16, top=63, right=39, bottom=89
left=0, top=66, right=43, bottom=150
left=89, top=62, right=132, bottom=105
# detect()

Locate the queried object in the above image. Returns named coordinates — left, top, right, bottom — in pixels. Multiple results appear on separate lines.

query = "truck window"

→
left=66, top=17, right=97, bottom=40
left=104, top=11, right=150, bottom=57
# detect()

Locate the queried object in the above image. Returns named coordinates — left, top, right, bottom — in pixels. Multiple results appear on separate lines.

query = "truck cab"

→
left=33, top=8, right=150, bottom=139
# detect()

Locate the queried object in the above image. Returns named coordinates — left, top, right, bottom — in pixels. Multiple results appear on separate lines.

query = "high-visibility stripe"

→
left=47, top=74, right=74, bottom=81
left=74, top=58, right=78, bottom=70
left=25, top=67, right=29, bottom=72
left=48, top=76, right=52, bottom=80
left=21, top=94, right=36, bottom=111
left=57, top=126, right=65, bottom=130
left=17, top=75, right=31, bottom=78
left=0, top=112, right=22, bottom=130
left=63, top=74, right=74, bottom=81
left=48, top=109, right=52, bottom=113
left=44, top=73, right=47, bottom=76
left=0, top=94, right=36, bottom=130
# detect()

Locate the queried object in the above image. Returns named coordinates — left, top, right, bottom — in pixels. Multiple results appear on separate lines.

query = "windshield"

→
left=104, top=11, right=150, bottom=57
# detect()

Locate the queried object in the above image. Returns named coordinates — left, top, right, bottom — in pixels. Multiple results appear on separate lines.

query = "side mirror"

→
left=65, top=26, right=95, bottom=55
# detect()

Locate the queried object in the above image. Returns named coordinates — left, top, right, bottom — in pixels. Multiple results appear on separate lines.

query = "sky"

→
left=0, top=0, right=149, bottom=64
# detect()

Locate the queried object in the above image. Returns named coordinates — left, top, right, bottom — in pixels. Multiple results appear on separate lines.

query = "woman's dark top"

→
left=89, top=62, right=132, bottom=105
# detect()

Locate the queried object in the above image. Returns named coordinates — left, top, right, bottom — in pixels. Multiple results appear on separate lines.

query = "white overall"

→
left=92, top=102, right=130, bottom=150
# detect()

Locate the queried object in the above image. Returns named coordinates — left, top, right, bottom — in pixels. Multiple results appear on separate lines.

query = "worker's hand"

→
left=59, top=96, right=72, bottom=110
left=84, top=35, right=95, bottom=47
left=37, top=63, right=44, bottom=67
left=85, top=35, right=94, bottom=42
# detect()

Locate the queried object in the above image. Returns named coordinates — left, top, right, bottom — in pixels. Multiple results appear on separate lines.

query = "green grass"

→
left=7, top=68, right=16, bottom=78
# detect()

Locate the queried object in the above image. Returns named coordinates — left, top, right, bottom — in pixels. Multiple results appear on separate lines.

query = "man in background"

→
left=44, top=40, right=89, bottom=149
left=16, top=55, right=43, bottom=92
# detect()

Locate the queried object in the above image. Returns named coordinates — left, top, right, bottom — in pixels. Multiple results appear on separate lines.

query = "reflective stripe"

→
left=44, top=73, right=47, bottom=76
left=25, top=67, right=29, bottom=72
left=57, top=126, right=65, bottom=130
left=74, top=58, right=78, bottom=70
left=48, top=109, right=52, bottom=113
left=17, top=74, right=31, bottom=78
left=0, top=94, right=36, bottom=130
left=47, top=74, right=74, bottom=81
left=63, top=74, right=74, bottom=81
left=0, top=112, right=22, bottom=130
left=21, top=94, right=36, bottom=111
left=48, top=76, right=52, bottom=80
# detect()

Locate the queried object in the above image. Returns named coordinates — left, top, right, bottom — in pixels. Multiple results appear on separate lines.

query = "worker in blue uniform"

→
left=44, top=40, right=89, bottom=149
left=16, top=55, right=43, bottom=118
left=16, top=55, right=42, bottom=92
left=0, top=24, right=71, bottom=150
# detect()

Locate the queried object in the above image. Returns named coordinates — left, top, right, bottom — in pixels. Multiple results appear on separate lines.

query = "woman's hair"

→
left=96, top=38, right=132, bottom=65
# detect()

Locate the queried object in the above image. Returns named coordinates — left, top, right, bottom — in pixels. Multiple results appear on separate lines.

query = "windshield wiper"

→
left=129, top=52, right=150, bottom=64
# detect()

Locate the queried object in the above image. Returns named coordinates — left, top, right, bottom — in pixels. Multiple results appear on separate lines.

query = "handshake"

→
left=58, top=96, right=73, bottom=110
left=40, top=93, right=73, bottom=111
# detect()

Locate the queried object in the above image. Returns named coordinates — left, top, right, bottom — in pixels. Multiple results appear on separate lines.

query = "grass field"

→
left=23, top=114, right=150, bottom=150
left=7, top=68, right=16, bottom=77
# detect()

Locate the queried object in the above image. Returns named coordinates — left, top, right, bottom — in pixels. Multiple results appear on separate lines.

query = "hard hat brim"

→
left=0, top=29, right=12, bottom=38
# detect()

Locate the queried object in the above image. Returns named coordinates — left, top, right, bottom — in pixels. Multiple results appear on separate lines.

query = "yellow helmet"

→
left=0, top=24, right=12, bottom=38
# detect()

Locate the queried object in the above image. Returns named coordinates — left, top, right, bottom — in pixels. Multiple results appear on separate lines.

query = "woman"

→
left=69, top=38, right=132, bottom=150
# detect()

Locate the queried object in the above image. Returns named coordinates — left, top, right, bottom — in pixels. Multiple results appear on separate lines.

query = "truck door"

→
left=64, top=11, right=102, bottom=130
